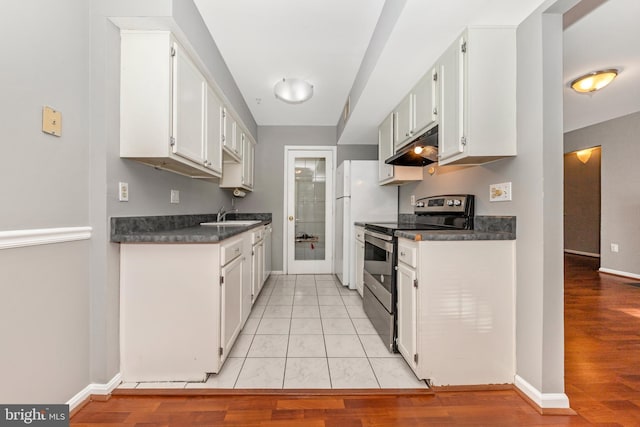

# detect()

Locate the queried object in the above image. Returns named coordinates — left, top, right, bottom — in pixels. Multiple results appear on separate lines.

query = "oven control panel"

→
left=414, top=194, right=474, bottom=214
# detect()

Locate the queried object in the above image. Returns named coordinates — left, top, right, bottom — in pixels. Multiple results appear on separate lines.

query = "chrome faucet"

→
left=217, top=206, right=238, bottom=222
left=216, top=206, right=226, bottom=222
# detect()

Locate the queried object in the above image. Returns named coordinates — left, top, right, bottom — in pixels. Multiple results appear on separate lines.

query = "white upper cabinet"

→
left=378, top=113, right=395, bottom=183
left=172, top=42, right=206, bottom=165
left=120, top=31, right=222, bottom=179
left=437, top=27, right=517, bottom=165
left=204, top=85, right=224, bottom=175
left=222, top=108, right=242, bottom=162
left=220, top=125, right=256, bottom=191
left=395, top=67, right=439, bottom=151
left=378, top=112, right=423, bottom=186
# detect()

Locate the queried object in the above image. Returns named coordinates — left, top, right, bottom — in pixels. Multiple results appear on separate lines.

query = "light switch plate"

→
left=490, top=182, right=512, bottom=202
left=170, top=190, right=180, bottom=204
left=42, top=106, right=62, bottom=136
left=118, top=182, right=129, bottom=202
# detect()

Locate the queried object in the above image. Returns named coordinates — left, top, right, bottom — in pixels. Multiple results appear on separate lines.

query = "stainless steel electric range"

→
left=362, top=194, right=475, bottom=352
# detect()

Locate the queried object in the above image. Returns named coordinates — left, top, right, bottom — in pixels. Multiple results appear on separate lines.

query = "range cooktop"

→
left=365, top=194, right=475, bottom=236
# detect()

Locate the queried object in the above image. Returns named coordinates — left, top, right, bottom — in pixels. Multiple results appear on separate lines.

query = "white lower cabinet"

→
left=251, top=226, right=265, bottom=304
left=354, top=226, right=365, bottom=297
left=396, top=257, right=418, bottom=372
left=119, top=231, right=254, bottom=382
left=220, top=238, right=245, bottom=367
left=396, top=238, right=515, bottom=386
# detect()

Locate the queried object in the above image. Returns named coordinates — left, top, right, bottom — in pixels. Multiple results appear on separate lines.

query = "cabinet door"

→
left=251, top=243, right=259, bottom=302
left=396, top=262, right=418, bottom=373
left=223, top=109, right=242, bottom=161
left=438, top=34, right=466, bottom=163
left=242, top=135, right=255, bottom=188
left=394, top=94, right=413, bottom=150
left=172, top=43, right=205, bottom=164
left=378, top=113, right=394, bottom=182
left=220, top=254, right=244, bottom=364
left=257, top=240, right=264, bottom=290
left=413, top=68, right=438, bottom=136
left=355, top=239, right=364, bottom=297
left=204, top=85, right=223, bottom=175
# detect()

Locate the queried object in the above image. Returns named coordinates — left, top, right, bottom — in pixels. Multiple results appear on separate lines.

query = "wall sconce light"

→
left=570, top=69, right=618, bottom=93
left=576, top=149, right=592, bottom=164
left=274, top=78, right=314, bottom=104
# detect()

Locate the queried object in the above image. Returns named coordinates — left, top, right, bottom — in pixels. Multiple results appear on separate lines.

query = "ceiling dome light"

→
left=274, top=78, right=314, bottom=104
left=570, top=69, right=618, bottom=93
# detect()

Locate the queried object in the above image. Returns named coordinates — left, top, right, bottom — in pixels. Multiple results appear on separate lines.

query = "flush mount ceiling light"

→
left=274, top=78, right=314, bottom=104
left=570, top=69, right=618, bottom=93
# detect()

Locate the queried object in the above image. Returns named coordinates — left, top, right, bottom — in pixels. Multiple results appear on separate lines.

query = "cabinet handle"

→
left=400, top=251, right=406, bottom=257
left=433, top=107, right=438, bottom=115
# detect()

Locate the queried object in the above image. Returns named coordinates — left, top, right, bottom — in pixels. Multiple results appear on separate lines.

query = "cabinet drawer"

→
left=355, top=227, right=365, bottom=243
left=251, top=228, right=264, bottom=244
left=398, top=242, right=417, bottom=268
left=221, top=239, right=243, bottom=266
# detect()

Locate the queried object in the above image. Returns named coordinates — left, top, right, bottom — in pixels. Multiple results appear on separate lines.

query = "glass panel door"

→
left=285, top=148, right=334, bottom=274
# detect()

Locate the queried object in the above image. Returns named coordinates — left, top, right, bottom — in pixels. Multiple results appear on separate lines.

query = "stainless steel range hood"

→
left=385, top=125, right=438, bottom=167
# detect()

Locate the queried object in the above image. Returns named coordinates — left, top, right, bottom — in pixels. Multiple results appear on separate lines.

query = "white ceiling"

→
left=563, top=0, right=640, bottom=132
left=194, top=0, right=640, bottom=141
left=194, top=0, right=386, bottom=126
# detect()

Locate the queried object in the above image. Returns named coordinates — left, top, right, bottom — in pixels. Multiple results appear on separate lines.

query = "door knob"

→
left=288, top=216, right=294, bottom=221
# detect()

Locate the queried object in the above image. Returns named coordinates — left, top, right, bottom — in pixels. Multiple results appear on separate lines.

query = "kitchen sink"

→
left=200, top=220, right=261, bottom=227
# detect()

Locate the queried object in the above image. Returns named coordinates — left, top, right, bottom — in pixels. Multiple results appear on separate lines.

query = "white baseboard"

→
left=67, top=373, right=122, bottom=411
left=599, top=267, right=640, bottom=280
left=0, top=226, right=92, bottom=250
left=564, top=249, right=600, bottom=258
left=514, top=375, right=569, bottom=409
left=270, top=270, right=285, bottom=275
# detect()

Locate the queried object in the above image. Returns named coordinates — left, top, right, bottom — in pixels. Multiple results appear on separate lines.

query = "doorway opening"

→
left=563, top=146, right=601, bottom=262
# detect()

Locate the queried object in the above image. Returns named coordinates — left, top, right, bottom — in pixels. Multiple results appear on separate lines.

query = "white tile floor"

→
left=120, top=274, right=428, bottom=390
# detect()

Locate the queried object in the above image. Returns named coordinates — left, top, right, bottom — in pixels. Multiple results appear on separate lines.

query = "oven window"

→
left=364, top=240, right=393, bottom=293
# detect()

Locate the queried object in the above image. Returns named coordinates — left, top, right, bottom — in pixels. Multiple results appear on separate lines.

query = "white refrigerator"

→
left=335, top=160, right=397, bottom=289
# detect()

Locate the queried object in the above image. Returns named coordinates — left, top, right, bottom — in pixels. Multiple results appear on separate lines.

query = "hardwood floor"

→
left=564, top=254, right=640, bottom=425
left=71, top=255, right=640, bottom=426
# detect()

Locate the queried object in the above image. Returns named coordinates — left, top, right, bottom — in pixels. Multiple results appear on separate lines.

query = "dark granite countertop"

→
left=395, top=229, right=515, bottom=241
left=357, top=215, right=516, bottom=241
left=111, top=213, right=272, bottom=243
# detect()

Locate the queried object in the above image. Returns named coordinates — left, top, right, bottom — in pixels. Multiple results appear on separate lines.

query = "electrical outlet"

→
left=410, top=195, right=416, bottom=206
left=118, top=182, right=129, bottom=202
left=611, top=243, right=619, bottom=253
left=170, top=190, right=180, bottom=204
left=489, top=182, right=512, bottom=202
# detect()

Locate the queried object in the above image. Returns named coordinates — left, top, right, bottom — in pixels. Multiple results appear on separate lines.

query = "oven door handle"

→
left=364, top=233, right=394, bottom=253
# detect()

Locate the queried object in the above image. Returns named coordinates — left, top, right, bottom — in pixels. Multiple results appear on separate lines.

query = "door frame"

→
left=283, top=146, right=336, bottom=275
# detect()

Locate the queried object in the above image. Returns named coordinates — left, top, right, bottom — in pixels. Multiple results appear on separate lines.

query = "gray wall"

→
left=0, top=0, right=92, bottom=403
left=337, top=144, right=378, bottom=164
left=1, top=0, right=258, bottom=403
left=564, top=147, right=601, bottom=256
left=565, top=111, right=640, bottom=275
left=239, top=126, right=336, bottom=272
left=89, top=0, right=254, bottom=385
left=399, top=0, right=569, bottom=399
